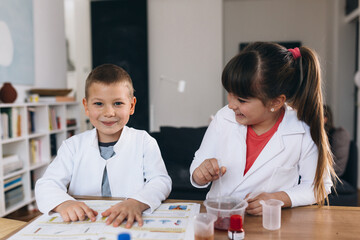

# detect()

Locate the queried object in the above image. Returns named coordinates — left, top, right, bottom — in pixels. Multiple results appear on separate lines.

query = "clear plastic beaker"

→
left=194, top=213, right=217, bottom=240
left=260, top=199, right=284, bottom=230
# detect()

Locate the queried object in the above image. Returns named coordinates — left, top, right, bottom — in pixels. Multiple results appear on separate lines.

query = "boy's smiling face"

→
left=83, top=81, right=136, bottom=142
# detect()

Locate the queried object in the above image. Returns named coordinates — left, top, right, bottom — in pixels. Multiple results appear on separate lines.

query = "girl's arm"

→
left=190, top=113, right=221, bottom=187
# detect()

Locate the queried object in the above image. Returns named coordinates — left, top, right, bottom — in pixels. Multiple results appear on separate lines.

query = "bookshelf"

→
left=0, top=102, right=80, bottom=217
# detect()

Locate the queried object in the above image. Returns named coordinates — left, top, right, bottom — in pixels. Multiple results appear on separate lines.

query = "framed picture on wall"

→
left=0, top=0, right=34, bottom=85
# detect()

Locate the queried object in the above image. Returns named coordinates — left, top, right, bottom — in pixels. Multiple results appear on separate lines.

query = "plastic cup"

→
left=194, top=213, right=217, bottom=240
left=203, top=196, right=248, bottom=230
left=260, top=199, right=284, bottom=230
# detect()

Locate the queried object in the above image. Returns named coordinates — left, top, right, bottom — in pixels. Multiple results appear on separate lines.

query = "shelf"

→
left=30, top=162, right=49, bottom=171
left=49, top=129, right=65, bottom=134
left=0, top=102, right=80, bottom=217
left=67, top=126, right=79, bottom=131
left=4, top=198, right=32, bottom=216
left=1, top=136, right=26, bottom=144
left=3, top=169, right=27, bottom=180
left=28, top=132, right=48, bottom=139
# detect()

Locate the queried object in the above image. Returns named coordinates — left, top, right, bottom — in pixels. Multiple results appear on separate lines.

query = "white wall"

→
left=223, top=0, right=356, bottom=136
left=14, top=0, right=67, bottom=103
left=329, top=0, right=356, bottom=138
left=64, top=0, right=92, bottom=132
left=148, top=0, right=223, bottom=131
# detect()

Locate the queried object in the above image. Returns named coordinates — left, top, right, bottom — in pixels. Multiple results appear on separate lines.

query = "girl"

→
left=190, top=42, right=336, bottom=215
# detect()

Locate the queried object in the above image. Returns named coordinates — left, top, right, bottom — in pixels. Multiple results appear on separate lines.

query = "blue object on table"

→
left=118, top=233, right=131, bottom=240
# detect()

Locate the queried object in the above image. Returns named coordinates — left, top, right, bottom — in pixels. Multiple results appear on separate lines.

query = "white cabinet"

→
left=0, top=102, right=80, bottom=217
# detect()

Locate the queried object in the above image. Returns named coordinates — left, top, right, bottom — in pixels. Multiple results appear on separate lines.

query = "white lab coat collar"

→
left=222, top=104, right=305, bottom=136
left=90, top=126, right=130, bottom=154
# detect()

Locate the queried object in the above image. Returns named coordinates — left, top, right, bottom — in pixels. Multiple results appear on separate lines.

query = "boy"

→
left=35, top=64, right=172, bottom=228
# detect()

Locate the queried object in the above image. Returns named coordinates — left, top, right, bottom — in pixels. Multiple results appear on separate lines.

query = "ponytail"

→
left=290, top=47, right=337, bottom=206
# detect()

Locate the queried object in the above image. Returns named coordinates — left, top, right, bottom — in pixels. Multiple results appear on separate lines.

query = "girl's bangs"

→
left=222, top=53, right=259, bottom=99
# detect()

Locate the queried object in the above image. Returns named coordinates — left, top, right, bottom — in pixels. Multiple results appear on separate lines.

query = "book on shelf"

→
left=28, top=107, right=36, bottom=133
left=3, top=154, right=23, bottom=175
left=67, top=130, right=75, bottom=138
left=66, top=118, right=77, bottom=127
left=30, top=139, right=42, bottom=164
left=1, top=112, right=8, bottom=139
left=50, top=134, right=57, bottom=157
left=1, top=108, right=11, bottom=138
left=49, top=107, right=61, bottom=131
left=5, top=184, right=24, bottom=208
left=38, top=96, right=75, bottom=102
left=4, top=174, right=22, bottom=192
left=0, top=107, right=22, bottom=139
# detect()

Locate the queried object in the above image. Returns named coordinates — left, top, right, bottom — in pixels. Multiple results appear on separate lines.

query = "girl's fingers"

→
left=246, top=205, right=262, bottom=215
left=202, top=160, right=215, bottom=176
left=199, top=167, right=213, bottom=182
left=220, top=166, right=227, bottom=175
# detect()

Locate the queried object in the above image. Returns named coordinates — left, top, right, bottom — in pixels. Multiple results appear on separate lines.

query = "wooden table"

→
left=166, top=199, right=360, bottom=239
left=213, top=205, right=360, bottom=240
left=0, top=218, right=26, bottom=239
left=3, top=197, right=360, bottom=240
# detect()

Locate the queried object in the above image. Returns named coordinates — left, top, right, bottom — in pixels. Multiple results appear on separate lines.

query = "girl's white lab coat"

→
left=190, top=105, right=332, bottom=207
left=36, top=126, right=172, bottom=214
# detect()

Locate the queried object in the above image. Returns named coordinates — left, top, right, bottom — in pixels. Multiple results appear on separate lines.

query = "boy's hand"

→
left=54, top=200, right=98, bottom=222
left=192, top=158, right=226, bottom=186
left=102, top=198, right=149, bottom=228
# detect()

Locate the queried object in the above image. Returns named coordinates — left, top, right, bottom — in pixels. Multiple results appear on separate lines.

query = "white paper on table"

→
left=7, top=200, right=200, bottom=240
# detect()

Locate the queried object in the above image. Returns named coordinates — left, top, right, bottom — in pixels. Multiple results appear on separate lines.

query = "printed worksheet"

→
left=8, top=200, right=200, bottom=240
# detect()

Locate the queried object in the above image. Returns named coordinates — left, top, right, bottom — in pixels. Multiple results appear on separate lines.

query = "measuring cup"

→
left=194, top=213, right=217, bottom=240
left=260, top=199, right=284, bottom=230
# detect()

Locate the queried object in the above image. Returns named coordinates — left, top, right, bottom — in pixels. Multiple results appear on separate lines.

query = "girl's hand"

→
left=192, top=158, right=226, bottom=186
left=246, top=191, right=291, bottom=215
left=101, top=199, right=149, bottom=228
left=54, top=200, right=98, bottom=222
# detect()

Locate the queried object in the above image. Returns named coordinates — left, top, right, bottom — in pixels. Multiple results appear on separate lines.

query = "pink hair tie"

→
left=288, top=47, right=301, bottom=60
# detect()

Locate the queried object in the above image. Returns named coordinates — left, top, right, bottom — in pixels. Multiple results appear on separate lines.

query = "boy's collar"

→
left=90, top=126, right=128, bottom=149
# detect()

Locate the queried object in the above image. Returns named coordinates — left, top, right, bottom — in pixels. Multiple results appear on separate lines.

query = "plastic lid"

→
left=118, top=233, right=131, bottom=240
left=228, top=214, right=243, bottom=231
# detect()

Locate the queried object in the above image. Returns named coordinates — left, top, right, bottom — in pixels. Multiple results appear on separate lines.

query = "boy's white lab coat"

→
left=190, top=105, right=332, bottom=207
left=36, top=126, right=172, bottom=214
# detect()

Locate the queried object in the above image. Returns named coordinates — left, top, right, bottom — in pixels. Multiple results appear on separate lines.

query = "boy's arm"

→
left=126, top=134, right=172, bottom=212
left=35, top=141, right=76, bottom=214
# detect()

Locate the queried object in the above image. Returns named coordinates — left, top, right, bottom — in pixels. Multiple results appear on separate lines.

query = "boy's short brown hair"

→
left=85, top=64, right=134, bottom=99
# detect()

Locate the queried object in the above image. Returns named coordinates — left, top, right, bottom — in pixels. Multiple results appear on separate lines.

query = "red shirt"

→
left=244, top=110, right=285, bottom=175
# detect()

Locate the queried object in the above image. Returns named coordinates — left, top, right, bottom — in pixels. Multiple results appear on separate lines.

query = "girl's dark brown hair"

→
left=222, top=42, right=336, bottom=206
